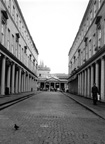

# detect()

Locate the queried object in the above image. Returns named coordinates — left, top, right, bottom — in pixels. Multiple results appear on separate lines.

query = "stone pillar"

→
left=21, top=73, right=24, bottom=92
left=84, top=70, right=87, bottom=97
left=11, top=63, right=15, bottom=94
left=87, top=68, right=90, bottom=97
left=27, top=74, right=29, bottom=91
left=95, top=62, right=99, bottom=88
left=91, top=65, right=94, bottom=98
left=24, top=72, right=26, bottom=92
left=77, top=75, right=79, bottom=94
left=78, top=74, right=80, bottom=95
left=18, top=68, right=21, bottom=93
left=15, top=70, right=19, bottom=93
left=82, top=72, right=84, bottom=96
left=7, top=65, right=11, bottom=91
left=1, top=56, right=6, bottom=95
left=80, top=73, right=81, bottom=95
left=101, top=57, right=105, bottom=101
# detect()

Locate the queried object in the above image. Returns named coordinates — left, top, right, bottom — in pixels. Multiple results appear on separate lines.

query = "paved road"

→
left=0, top=92, right=105, bottom=144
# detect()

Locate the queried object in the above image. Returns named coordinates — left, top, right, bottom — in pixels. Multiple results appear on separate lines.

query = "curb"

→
left=62, top=92, right=105, bottom=121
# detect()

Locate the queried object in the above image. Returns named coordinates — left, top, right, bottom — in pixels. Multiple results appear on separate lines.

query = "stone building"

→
left=38, top=64, right=68, bottom=91
left=0, top=0, right=38, bottom=95
left=68, top=0, right=105, bottom=101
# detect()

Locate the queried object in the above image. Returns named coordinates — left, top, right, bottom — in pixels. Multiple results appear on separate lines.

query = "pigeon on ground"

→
left=14, top=124, right=19, bottom=130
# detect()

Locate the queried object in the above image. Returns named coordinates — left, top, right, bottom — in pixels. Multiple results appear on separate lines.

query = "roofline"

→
left=68, top=0, right=91, bottom=56
left=15, top=0, right=39, bottom=55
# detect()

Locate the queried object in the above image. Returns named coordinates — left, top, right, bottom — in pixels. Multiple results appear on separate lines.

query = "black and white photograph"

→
left=0, top=0, right=105, bottom=143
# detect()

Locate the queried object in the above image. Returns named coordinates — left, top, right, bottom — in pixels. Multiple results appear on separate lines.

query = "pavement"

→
left=63, top=92, right=105, bottom=120
left=0, top=91, right=105, bottom=120
left=0, top=91, right=40, bottom=106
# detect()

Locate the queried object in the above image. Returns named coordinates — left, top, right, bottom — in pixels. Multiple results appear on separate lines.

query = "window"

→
left=7, top=29, right=10, bottom=50
left=12, top=6, right=15, bottom=20
left=11, top=35, right=14, bottom=54
left=16, top=14, right=18, bottom=26
left=86, top=18, right=89, bottom=31
left=8, top=0, right=11, bottom=12
left=94, top=1, right=97, bottom=18
left=95, top=16, right=102, bottom=48
left=93, top=33, right=96, bottom=54
left=24, top=46, right=27, bottom=54
left=18, top=44, right=21, bottom=60
left=98, top=29, right=101, bottom=48
left=39, top=74, right=41, bottom=77
left=90, top=10, right=92, bottom=25
left=89, top=39, right=92, bottom=58
left=98, top=0, right=102, bottom=9
left=1, top=24, right=4, bottom=45
left=19, top=20, right=21, bottom=31
left=15, top=33, right=20, bottom=57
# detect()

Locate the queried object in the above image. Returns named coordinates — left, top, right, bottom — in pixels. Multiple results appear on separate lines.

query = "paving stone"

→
left=0, top=92, right=105, bottom=144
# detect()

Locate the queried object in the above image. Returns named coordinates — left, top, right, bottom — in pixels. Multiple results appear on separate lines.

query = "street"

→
left=0, top=92, right=105, bottom=144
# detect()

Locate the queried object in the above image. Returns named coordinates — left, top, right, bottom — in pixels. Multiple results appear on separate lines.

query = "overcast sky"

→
left=18, top=0, right=89, bottom=74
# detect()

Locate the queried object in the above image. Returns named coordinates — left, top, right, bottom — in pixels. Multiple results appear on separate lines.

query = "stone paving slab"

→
left=0, top=91, right=40, bottom=106
left=64, top=92, right=105, bottom=120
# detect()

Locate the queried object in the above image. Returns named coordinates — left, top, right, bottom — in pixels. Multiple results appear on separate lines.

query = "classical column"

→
left=80, top=73, right=82, bottom=95
left=27, top=74, right=29, bottom=91
left=101, top=57, right=105, bottom=101
left=78, top=74, right=80, bottom=95
left=7, top=65, right=11, bottom=91
left=11, top=63, right=15, bottom=94
left=82, top=72, right=84, bottom=96
left=1, top=56, right=6, bottom=95
left=95, top=62, right=99, bottom=88
left=15, top=70, right=19, bottom=93
left=21, top=73, right=24, bottom=92
left=91, top=65, right=94, bottom=98
left=24, top=72, right=26, bottom=92
left=84, top=70, right=87, bottom=97
left=77, top=75, right=79, bottom=94
left=18, top=68, right=21, bottom=93
left=87, top=68, right=90, bottom=97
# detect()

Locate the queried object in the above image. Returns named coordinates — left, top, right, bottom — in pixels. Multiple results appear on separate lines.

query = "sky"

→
left=18, top=0, right=89, bottom=74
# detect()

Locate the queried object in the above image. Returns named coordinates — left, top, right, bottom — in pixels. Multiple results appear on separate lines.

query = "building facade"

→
left=68, top=0, right=105, bottom=101
left=0, top=0, right=38, bottom=95
left=38, top=64, right=68, bottom=91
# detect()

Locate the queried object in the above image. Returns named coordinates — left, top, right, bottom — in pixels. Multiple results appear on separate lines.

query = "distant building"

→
left=68, top=0, right=105, bottom=101
left=38, top=63, right=68, bottom=91
left=0, top=0, right=38, bottom=95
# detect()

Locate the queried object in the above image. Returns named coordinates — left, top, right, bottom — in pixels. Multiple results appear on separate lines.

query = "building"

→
left=68, top=0, right=105, bottom=101
left=0, top=0, right=38, bottom=95
left=38, top=63, right=68, bottom=91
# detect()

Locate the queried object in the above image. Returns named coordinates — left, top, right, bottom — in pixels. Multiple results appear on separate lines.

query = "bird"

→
left=14, top=124, right=19, bottom=130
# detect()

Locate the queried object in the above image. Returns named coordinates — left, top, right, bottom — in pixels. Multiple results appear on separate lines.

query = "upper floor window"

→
left=1, top=24, right=5, bottom=45
left=1, top=10, right=8, bottom=25
left=12, top=6, right=15, bottom=20
left=24, top=46, right=27, bottom=54
left=7, top=29, right=10, bottom=50
left=8, top=0, right=11, bottom=12
left=98, top=0, right=102, bottom=9
left=94, top=1, right=97, bottom=18
left=16, top=13, right=18, bottom=26
left=11, top=34, right=14, bottom=54
left=90, top=10, right=92, bottom=25
left=39, top=74, right=41, bottom=77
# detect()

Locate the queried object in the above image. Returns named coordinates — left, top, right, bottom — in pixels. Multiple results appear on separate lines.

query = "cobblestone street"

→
left=0, top=92, right=105, bottom=144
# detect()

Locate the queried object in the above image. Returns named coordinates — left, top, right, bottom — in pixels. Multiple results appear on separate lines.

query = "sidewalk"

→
left=64, top=92, right=105, bottom=120
left=0, top=91, right=40, bottom=106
